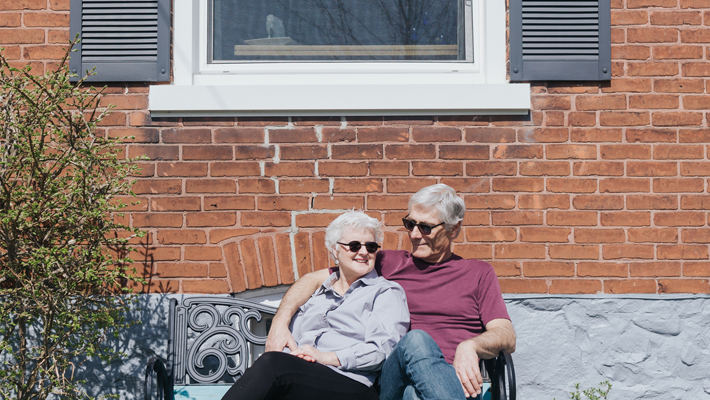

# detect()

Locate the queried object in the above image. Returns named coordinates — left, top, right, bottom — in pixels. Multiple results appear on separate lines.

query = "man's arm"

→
left=453, top=318, right=516, bottom=397
left=265, top=268, right=330, bottom=352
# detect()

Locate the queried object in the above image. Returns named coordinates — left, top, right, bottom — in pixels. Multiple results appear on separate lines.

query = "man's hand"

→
left=265, top=323, right=297, bottom=352
left=453, top=339, right=483, bottom=398
left=291, top=345, right=341, bottom=367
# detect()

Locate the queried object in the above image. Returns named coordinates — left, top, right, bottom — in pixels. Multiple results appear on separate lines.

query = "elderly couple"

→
left=221, top=184, right=516, bottom=400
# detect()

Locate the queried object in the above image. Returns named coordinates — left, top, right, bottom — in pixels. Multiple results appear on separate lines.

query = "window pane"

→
left=212, top=0, right=467, bottom=62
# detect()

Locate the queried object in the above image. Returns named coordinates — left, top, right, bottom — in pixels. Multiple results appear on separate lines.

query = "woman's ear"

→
left=331, top=246, right=339, bottom=264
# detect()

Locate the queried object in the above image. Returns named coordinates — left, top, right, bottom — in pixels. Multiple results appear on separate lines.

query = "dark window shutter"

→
left=69, top=0, right=170, bottom=82
left=509, top=0, right=611, bottom=82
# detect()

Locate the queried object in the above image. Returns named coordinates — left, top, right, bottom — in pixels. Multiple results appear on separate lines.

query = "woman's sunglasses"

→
left=337, top=241, right=381, bottom=254
left=402, top=216, right=445, bottom=235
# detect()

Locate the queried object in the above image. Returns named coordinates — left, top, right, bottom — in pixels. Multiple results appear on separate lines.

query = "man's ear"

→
left=450, top=221, right=462, bottom=239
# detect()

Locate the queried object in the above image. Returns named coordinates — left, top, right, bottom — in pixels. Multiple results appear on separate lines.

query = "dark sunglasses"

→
left=337, top=241, right=381, bottom=254
left=402, top=216, right=445, bottom=235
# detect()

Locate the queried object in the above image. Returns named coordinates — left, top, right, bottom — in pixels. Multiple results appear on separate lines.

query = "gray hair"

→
left=325, top=210, right=382, bottom=254
left=408, top=184, right=465, bottom=231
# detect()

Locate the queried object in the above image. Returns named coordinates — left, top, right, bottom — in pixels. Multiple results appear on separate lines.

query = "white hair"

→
left=324, top=210, right=382, bottom=255
left=408, top=183, right=465, bottom=231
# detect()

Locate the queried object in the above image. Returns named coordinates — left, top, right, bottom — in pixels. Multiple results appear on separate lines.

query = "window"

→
left=148, top=0, right=530, bottom=117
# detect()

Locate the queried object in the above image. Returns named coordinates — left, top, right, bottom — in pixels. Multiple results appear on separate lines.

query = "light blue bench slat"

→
left=173, top=385, right=231, bottom=400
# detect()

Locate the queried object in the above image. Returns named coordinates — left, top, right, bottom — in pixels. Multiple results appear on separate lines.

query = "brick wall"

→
left=3, top=0, right=710, bottom=295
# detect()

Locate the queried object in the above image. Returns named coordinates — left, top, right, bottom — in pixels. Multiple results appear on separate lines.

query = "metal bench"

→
left=145, top=296, right=516, bottom=400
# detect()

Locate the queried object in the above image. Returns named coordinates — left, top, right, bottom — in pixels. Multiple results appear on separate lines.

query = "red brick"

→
left=115, top=196, right=149, bottom=212
left=682, top=196, right=710, bottom=212
left=313, top=195, right=365, bottom=210
left=683, top=63, right=710, bottom=76
left=295, top=213, right=341, bottom=228
left=530, top=96, right=571, bottom=110
left=653, top=211, right=705, bottom=226
left=547, top=211, right=598, bottom=226
left=681, top=161, right=710, bottom=175
left=293, top=232, right=312, bottom=278
left=499, top=279, right=548, bottom=294
left=264, top=162, right=314, bottom=177
left=629, top=94, right=679, bottom=109
left=628, top=228, right=679, bottom=242
left=520, top=161, right=570, bottom=176
left=209, top=228, right=260, bottom=244
left=331, top=144, right=383, bottom=159
left=492, top=145, right=543, bottom=159
left=439, top=145, right=489, bottom=160
left=128, top=145, right=179, bottom=160
left=257, top=237, right=279, bottom=286
left=627, top=161, right=677, bottom=176
left=576, top=95, right=626, bottom=111
left=685, top=262, right=710, bottom=276
left=601, top=212, right=651, bottom=226
left=628, top=62, right=679, bottom=76
left=492, top=178, right=544, bottom=192
left=204, top=196, right=254, bottom=210
left=600, top=178, right=650, bottom=193
left=658, top=279, right=710, bottom=294
left=311, top=231, right=333, bottom=274
left=466, top=161, right=517, bottom=176
left=367, top=195, right=409, bottom=210
left=157, top=230, right=206, bottom=245
left=133, top=213, right=183, bottom=228
left=275, top=234, right=295, bottom=284
left=211, top=162, right=261, bottom=177
left=573, top=162, right=624, bottom=176
left=524, top=261, right=575, bottom=277
left=465, top=195, right=516, bottom=210
left=321, top=128, right=356, bottom=142
left=0, top=28, right=44, bottom=44
left=223, top=242, right=246, bottom=292
left=653, top=112, right=704, bottom=127
left=578, top=262, right=629, bottom=277
left=569, top=112, right=597, bottom=127
left=162, top=129, right=211, bottom=144
left=654, top=79, right=705, bottom=93
left=491, top=211, right=544, bottom=226
left=185, top=246, right=223, bottom=261
left=518, top=128, right=569, bottom=143
left=612, top=10, right=648, bottom=24
left=547, top=178, right=597, bottom=193
left=257, top=196, right=310, bottom=211
left=186, top=179, right=236, bottom=194
left=465, top=128, right=516, bottom=143
left=292, top=117, right=340, bottom=126
left=489, top=261, right=521, bottom=277
left=681, top=29, right=710, bottom=43
left=209, top=263, right=228, bottom=278
left=280, top=145, right=328, bottom=160
left=628, top=27, right=679, bottom=43
left=575, top=228, right=626, bottom=243
left=183, top=117, right=235, bottom=126
left=157, top=162, right=209, bottom=177
left=574, top=195, right=624, bottom=210
left=214, top=128, right=265, bottom=143
left=280, top=179, right=330, bottom=193
left=571, top=128, right=623, bottom=142
left=601, top=144, right=652, bottom=159
left=440, top=178, right=490, bottom=193
left=152, top=197, right=202, bottom=212
left=184, top=146, right=233, bottom=161
left=453, top=244, right=492, bottom=260
left=520, top=227, right=571, bottom=243
left=602, top=78, right=653, bottom=93
left=412, top=127, right=462, bottom=142
left=545, top=111, right=565, bottom=126
left=385, top=144, right=436, bottom=159
left=518, top=194, right=570, bottom=210
left=412, top=161, right=463, bottom=176
left=135, top=247, right=181, bottom=263
left=549, top=280, right=602, bottom=294
left=155, top=263, right=207, bottom=278
left=494, top=244, right=546, bottom=259
left=387, top=178, right=438, bottom=193
left=318, top=161, right=368, bottom=177
left=659, top=245, right=709, bottom=260
left=465, top=227, right=517, bottom=242
left=631, top=262, right=682, bottom=277
left=132, top=179, right=182, bottom=195
left=627, top=195, right=678, bottom=209
left=606, top=279, right=657, bottom=294
left=654, top=45, right=704, bottom=59
left=612, top=45, right=651, bottom=60
left=651, top=11, right=702, bottom=25
left=654, top=178, right=704, bottom=193
left=603, top=244, right=655, bottom=259
left=269, top=128, right=317, bottom=143
left=550, top=245, right=599, bottom=259
left=600, top=112, right=651, bottom=126
left=241, top=212, right=291, bottom=227
left=358, top=127, right=409, bottom=142
left=186, top=212, right=236, bottom=227
left=101, top=95, right=148, bottom=110
left=684, top=95, right=710, bottom=110
left=369, top=161, right=409, bottom=176
left=0, top=14, right=21, bottom=27
left=334, top=178, right=383, bottom=193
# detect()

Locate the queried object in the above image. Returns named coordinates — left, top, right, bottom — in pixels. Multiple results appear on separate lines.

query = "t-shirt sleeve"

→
left=477, top=264, right=510, bottom=326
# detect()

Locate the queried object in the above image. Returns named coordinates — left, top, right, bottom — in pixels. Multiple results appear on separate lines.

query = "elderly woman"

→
left=221, top=210, right=410, bottom=400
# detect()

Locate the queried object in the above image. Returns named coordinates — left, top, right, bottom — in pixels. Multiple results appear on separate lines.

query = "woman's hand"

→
left=291, top=345, right=341, bottom=367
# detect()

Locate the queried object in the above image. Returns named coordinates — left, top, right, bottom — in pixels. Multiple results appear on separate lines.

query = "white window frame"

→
left=149, top=0, right=530, bottom=117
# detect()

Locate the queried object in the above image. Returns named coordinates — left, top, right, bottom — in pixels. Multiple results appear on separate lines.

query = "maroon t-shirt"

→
left=375, top=250, right=510, bottom=363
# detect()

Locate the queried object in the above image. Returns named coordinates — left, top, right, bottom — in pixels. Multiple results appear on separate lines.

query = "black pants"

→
left=221, top=352, right=379, bottom=400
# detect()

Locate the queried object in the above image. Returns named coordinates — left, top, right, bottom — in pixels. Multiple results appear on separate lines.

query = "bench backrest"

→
left=168, top=297, right=277, bottom=385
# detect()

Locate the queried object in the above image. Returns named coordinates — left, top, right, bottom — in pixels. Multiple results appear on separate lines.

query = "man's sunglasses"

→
left=337, top=241, right=381, bottom=254
left=402, top=216, right=445, bottom=235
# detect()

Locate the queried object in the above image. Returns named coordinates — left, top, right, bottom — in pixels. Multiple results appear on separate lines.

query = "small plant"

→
left=555, top=381, right=612, bottom=400
left=0, top=40, right=143, bottom=400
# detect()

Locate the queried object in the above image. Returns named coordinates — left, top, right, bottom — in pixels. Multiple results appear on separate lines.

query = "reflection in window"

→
left=211, top=0, right=468, bottom=62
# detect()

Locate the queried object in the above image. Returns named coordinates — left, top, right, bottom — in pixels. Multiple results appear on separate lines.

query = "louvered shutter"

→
left=69, top=0, right=170, bottom=82
left=509, top=0, right=611, bottom=82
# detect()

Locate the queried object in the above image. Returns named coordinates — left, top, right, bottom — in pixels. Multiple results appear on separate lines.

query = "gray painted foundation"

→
left=77, top=293, right=710, bottom=400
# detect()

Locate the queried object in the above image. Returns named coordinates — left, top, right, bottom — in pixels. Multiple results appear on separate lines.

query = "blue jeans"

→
left=379, top=330, right=481, bottom=400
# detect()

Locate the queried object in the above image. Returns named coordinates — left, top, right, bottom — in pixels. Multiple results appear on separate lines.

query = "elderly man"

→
left=266, top=184, right=515, bottom=400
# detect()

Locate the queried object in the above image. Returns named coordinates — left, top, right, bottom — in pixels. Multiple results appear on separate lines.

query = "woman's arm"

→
left=334, top=284, right=410, bottom=371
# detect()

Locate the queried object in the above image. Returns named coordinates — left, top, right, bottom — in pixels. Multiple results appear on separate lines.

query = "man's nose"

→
left=409, top=226, right=423, bottom=239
